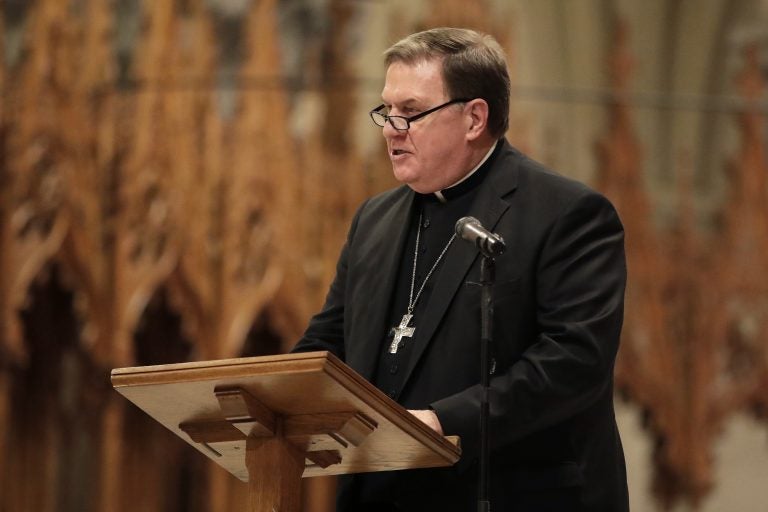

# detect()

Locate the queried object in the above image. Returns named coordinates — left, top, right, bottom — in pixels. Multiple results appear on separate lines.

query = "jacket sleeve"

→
left=431, top=190, right=626, bottom=462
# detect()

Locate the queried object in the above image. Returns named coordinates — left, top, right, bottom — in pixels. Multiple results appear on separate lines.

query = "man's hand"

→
left=408, top=409, right=444, bottom=435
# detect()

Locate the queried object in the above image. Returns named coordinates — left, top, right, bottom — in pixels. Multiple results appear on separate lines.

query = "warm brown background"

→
left=1, top=0, right=767, bottom=511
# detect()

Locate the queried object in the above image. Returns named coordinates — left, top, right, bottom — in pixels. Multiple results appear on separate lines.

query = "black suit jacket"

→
left=294, top=140, right=629, bottom=511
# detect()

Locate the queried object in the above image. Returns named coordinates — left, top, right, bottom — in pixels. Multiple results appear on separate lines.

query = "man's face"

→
left=380, top=59, right=471, bottom=193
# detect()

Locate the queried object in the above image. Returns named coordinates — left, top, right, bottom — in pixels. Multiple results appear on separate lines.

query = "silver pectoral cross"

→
left=389, top=314, right=415, bottom=354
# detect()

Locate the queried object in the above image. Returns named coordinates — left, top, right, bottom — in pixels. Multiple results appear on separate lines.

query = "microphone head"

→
left=455, top=216, right=506, bottom=256
left=455, top=216, right=480, bottom=237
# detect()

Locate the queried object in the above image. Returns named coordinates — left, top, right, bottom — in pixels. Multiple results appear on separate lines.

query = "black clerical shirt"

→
left=373, top=142, right=500, bottom=401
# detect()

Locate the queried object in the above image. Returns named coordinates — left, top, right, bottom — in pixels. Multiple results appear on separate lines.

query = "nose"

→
left=382, top=118, right=402, bottom=139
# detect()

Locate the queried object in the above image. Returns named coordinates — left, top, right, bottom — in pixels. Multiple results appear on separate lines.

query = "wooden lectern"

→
left=111, top=351, right=461, bottom=512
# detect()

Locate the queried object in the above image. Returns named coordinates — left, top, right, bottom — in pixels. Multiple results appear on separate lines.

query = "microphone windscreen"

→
left=455, top=216, right=480, bottom=238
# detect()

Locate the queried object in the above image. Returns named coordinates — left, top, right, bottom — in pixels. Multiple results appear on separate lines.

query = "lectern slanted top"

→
left=110, top=351, right=461, bottom=483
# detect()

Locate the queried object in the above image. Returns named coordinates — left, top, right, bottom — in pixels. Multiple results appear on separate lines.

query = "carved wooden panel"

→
left=596, top=23, right=768, bottom=509
left=217, top=0, right=291, bottom=358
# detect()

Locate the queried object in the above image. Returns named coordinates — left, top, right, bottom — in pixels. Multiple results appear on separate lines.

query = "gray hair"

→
left=384, top=27, right=510, bottom=138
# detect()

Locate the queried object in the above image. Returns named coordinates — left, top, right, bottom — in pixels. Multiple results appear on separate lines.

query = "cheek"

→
left=423, top=133, right=459, bottom=164
left=410, top=127, right=462, bottom=169
left=413, top=133, right=445, bottom=159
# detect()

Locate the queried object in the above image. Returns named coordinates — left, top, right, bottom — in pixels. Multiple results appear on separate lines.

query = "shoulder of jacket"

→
left=358, top=185, right=411, bottom=215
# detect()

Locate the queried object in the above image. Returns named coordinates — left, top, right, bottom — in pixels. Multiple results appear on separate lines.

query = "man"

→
left=292, top=27, right=628, bottom=511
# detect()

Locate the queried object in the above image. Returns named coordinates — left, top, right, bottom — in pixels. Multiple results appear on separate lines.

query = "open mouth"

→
left=392, top=149, right=407, bottom=156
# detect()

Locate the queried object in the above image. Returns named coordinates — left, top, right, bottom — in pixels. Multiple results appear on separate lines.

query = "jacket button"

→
left=390, top=364, right=399, bottom=374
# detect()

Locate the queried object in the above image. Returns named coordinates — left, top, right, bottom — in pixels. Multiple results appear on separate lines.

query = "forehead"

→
left=381, top=59, right=447, bottom=105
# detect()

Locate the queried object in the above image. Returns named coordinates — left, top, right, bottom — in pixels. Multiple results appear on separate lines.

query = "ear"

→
left=465, top=99, right=490, bottom=141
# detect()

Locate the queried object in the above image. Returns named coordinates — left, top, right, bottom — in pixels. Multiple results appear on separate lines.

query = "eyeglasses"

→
left=369, top=98, right=471, bottom=131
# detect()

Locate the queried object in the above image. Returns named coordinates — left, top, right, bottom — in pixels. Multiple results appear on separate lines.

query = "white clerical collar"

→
left=433, top=143, right=497, bottom=203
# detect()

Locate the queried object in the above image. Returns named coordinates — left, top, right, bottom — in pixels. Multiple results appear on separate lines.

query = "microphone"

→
left=455, top=216, right=506, bottom=257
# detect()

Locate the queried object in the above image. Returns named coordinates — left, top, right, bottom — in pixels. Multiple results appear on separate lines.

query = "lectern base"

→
left=246, top=434, right=304, bottom=512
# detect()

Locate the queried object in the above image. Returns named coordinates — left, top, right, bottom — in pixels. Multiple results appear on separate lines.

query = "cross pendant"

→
left=389, top=314, right=415, bottom=354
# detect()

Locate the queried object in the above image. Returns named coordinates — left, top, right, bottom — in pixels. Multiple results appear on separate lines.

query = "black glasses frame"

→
left=369, top=98, right=472, bottom=131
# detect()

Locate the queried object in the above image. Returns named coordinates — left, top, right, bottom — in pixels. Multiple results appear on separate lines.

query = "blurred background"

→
left=1, top=0, right=767, bottom=510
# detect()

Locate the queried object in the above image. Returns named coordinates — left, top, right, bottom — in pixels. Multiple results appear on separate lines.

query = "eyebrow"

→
left=381, top=98, right=424, bottom=109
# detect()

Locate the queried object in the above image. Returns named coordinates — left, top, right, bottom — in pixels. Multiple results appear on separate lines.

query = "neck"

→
left=467, top=137, right=498, bottom=168
left=448, top=139, right=498, bottom=187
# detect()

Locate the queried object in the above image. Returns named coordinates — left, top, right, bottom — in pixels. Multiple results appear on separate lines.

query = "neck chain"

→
left=389, top=212, right=456, bottom=354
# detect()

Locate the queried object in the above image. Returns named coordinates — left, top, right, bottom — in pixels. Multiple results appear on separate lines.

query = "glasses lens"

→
left=389, top=116, right=408, bottom=131
left=370, top=111, right=387, bottom=127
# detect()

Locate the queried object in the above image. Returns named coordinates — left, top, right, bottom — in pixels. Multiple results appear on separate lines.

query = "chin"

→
left=391, top=165, right=442, bottom=193
left=391, top=166, right=417, bottom=185
left=404, top=181, right=438, bottom=194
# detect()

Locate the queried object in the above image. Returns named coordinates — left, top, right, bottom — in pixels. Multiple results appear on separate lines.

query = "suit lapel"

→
left=400, top=143, right=521, bottom=390
left=347, top=188, right=417, bottom=381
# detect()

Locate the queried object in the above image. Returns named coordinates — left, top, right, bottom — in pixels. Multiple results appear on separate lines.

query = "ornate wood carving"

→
left=270, top=0, right=368, bottom=347
left=1, top=0, right=114, bottom=369
left=597, top=22, right=768, bottom=509
left=2, top=0, right=69, bottom=365
left=715, top=44, right=768, bottom=433
left=216, top=0, right=290, bottom=358
left=113, top=0, right=185, bottom=365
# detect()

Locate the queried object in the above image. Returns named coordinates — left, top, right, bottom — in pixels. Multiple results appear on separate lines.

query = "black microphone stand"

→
left=455, top=216, right=504, bottom=512
left=477, top=253, right=495, bottom=512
